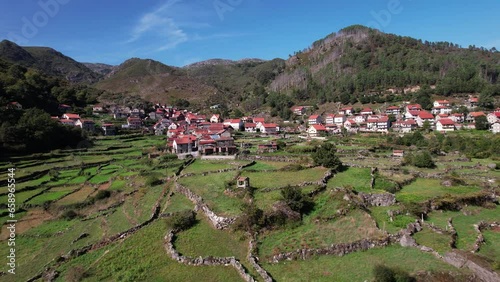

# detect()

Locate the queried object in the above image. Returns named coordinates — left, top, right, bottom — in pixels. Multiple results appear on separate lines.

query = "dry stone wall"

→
left=358, top=192, right=396, bottom=207
left=164, top=231, right=256, bottom=282
left=175, top=183, right=236, bottom=229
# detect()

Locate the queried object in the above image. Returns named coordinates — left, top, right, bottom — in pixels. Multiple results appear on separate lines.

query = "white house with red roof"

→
left=433, top=100, right=450, bottom=107
left=325, top=114, right=335, bottom=125
left=392, top=119, right=417, bottom=133
left=307, top=115, right=322, bottom=125
left=244, top=123, right=257, bottom=133
left=416, top=111, right=435, bottom=127
left=431, top=105, right=452, bottom=115
left=353, top=115, right=366, bottom=123
left=259, top=123, right=279, bottom=134
left=92, top=104, right=105, bottom=114
left=307, top=124, right=327, bottom=137
left=334, top=114, right=346, bottom=125
left=210, top=114, right=221, bottom=123
left=171, top=135, right=198, bottom=154
left=436, top=118, right=455, bottom=132
left=339, top=107, right=353, bottom=115
left=385, top=106, right=401, bottom=115
left=62, top=113, right=81, bottom=120
left=487, top=112, right=500, bottom=124
left=252, top=117, right=265, bottom=124
left=466, top=112, right=486, bottom=123
left=291, top=106, right=306, bottom=116
left=360, top=108, right=374, bottom=115
left=468, top=97, right=479, bottom=108
left=223, top=119, right=243, bottom=131
left=450, top=113, right=465, bottom=123
left=376, top=116, right=390, bottom=132
left=405, top=104, right=422, bottom=119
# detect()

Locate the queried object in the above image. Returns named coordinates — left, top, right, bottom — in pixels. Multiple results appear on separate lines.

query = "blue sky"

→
left=1, top=0, right=499, bottom=66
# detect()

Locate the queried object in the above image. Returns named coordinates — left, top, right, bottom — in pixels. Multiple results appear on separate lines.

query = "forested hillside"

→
left=270, top=25, right=500, bottom=105
left=0, top=40, right=101, bottom=83
left=0, top=59, right=103, bottom=155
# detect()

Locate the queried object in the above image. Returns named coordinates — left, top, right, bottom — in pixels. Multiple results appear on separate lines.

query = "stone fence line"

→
left=164, top=231, right=256, bottom=282
left=175, top=183, right=236, bottom=230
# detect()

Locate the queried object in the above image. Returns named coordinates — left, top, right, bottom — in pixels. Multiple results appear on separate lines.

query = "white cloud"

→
left=127, top=0, right=188, bottom=50
left=126, top=0, right=248, bottom=52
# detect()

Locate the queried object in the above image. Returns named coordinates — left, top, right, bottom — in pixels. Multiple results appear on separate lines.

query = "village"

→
left=9, top=95, right=494, bottom=159
left=0, top=95, right=489, bottom=155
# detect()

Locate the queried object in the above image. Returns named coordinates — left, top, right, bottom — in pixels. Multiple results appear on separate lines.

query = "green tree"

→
left=475, top=115, right=489, bottom=130
left=311, top=142, right=343, bottom=171
left=405, top=151, right=435, bottom=168
left=281, top=185, right=305, bottom=212
left=170, top=210, right=196, bottom=231
left=233, top=203, right=265, bottom=232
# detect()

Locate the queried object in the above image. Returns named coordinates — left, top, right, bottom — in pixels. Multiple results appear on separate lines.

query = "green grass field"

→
left=55, top=220, right=244, bottom=282
left=427, top=205, right=500, bottom=252
left=327, top=167, right=372, bottom=192
left=262, top=245, right=463, bottom=281
left=259, top=209, right=385, bottom=259
left=178, top=172, right=243, bottom=216
left=241, top=167, right=327, bottom=190
left=396, top=178, right=481, bottom=203
left=0, top=133, right=497, bottom=281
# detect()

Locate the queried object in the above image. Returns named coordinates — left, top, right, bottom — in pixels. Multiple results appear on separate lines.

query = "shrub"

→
left=60, top=209, right=78, bottom=220
left=171, top=210, right=196, bottom=231
left=404, top=151, right=435, bottom=168
left=145, top=176, right=162, bottom=186
left=373, top=264, right=415, bottom=282
left=233, top=203, right=265, bottom=232
left=281, top=185, right=305, bottom=212
left=311, top=142, right=343, bottom=171
left=94, top=190, right=111, bottom=200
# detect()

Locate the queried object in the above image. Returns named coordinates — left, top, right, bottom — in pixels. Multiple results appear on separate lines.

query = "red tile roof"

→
left=64, top=113, right=80, bottom=119
left=311, top=124, right=327, bottom=131
left=438, top=118, right=455, bottom=126
left=407, top=104, right=422, bottom=110
left=418, top=111, right=434, bottom=119
left=469, top=112, right=485, bottom=117
left=263, top=123, right=278, bottom=128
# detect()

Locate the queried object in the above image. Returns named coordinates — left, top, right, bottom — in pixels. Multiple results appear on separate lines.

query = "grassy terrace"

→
left=258, top=209, right=385, bottom=259
left=262, top=245, right=461, bottom=282
left=327, top=167, right=371, bottom=191
left=0, top=131, right=497, bottom=281
left=178, top=172, right=243, bottom=216
left=427, top=205, right=500, bottom=251
left=182, top=159, right=249, bottom=174
left=369, top=205, right=416, bottom=234
left=55, top=221, right=243, bottom=282
left=395, top=179, right=482, bottom=203
left=240, top=167, right=327, bottom=189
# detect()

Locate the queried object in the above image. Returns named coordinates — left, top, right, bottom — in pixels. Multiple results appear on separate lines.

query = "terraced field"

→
left=0, top=133, right=498, bottom=281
